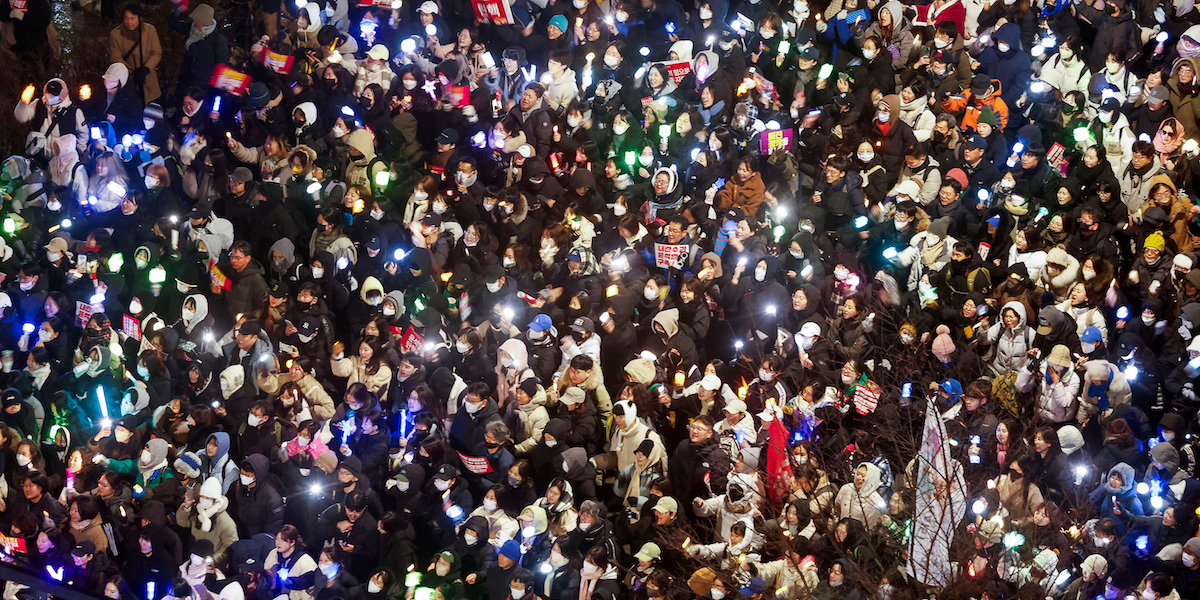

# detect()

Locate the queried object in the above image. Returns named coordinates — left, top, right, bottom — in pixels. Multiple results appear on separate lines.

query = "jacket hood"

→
left=206, top=432, right=231, bottom=463
left=995, top=23, right=1022, bottom=50
left=300, top=2, right=324, bottom=34
left=1151, top=441, right=1181, bottom=474
left=1001, top=301, right=1028, bottom=330
left=295, top=103, right=318, bottom=129
left=543, top=418, right=569, bottom=441
left=398, top=463, right=425, bottom=490
left=1107, top=462, right=1135, bottom=495
left=137, top=499, right=168, bottom=526
left=562, top=446, right=590, bottom=478
left=519, top=504, right=550, bottom=535
left=701, top=252, right=723, bottom=278
left=270, top=238, right=297, bottom=270
left=652, top=308, right=680, bottom=339
left=3, top=156, right=31, bottom=180
left=360, top=275, right=384, bottom=303
left=669, top=40, right=693, bottom=62
left=1174, top=57, right=1199, bottom=80
left=183, top=293, right=210, bottom=331
left=855, top=462, right=882, bottom=497
left=693, top=51, right=720, bottom=81
left=246, top=453, right=271, bottom=482
left=463, top=515, right=490, bottom=537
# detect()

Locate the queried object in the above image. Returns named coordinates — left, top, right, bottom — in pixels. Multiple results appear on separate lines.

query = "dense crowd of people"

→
left=3, top=0, right=1200, bottom=599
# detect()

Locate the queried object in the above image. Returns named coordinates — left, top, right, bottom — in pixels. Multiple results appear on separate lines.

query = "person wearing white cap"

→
left=355, top=44, right=395, bottom=95
left=714, top=398, right=757, bottom=446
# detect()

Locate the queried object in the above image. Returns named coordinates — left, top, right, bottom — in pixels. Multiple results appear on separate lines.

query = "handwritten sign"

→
left=457, top=451, right=494, bottom=474
left=122, top=314, right=141, bottom=342
left=760, top=128, right=794, bottom=154
left=75, top=301, right=93, bottom=328
left=654, top=243, right=690, bottom=269
left=472, top=0, right=515, bottom=25
left=260, top=49, right=295, bottom=75
left=664, top=61, right=692, bottom=85
left=209, top=65, right=253, bottom=96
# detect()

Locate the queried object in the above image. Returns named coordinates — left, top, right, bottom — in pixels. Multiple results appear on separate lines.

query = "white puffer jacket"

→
left=983, top=301, right=1035, bottom=373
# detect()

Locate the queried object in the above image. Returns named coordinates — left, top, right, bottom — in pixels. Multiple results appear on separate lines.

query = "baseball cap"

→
left=421, top=213, right=442, bottom=228
left=1148, top=85, right=1169, bottom=105
left=527, top=314, right=552, bottom=332
left=1081, top=327, right=1103, bottom=344
left=435, top=128, right=458, bottom=145
left=798, top=47, right=818, bottom=61
left=72, top=540, right=96, bottom=556
left=232, top=167, right=253, bottom=184
left=434, top=464, right=458, bottom=480
left=724, top=399, right=747, bottom=414
left=570, top=317, right=594, bottom=333
left=700, top=374, right=722, bottom=391
left=418, top=1, right=439, bottom=13
left=986, top=215, right=1001, bottom=227
left=560, top=387, right=586, bottom=406
left=45, top=237, right=68, bottom=255
left=964, top=134, right=988, bottom=150
left=634, top=542, right=662, bottom=562
left=653, top=496, right=678, bottom=513
left=268, top=281, right=290, bottom=299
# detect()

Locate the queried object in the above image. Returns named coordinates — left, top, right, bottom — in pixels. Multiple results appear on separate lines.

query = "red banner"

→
left=75, top=301, right=93, bottom=328
left=457, top=452, right=494, bottom=474
left=122, top=314, right=141, bottom=342
left=663, top=61, right=692, bottom=86
left=260, top=49, right=295, bottom=75
left=209, top=65, right=253, bottom=96
left=399, top=326, right=425, bottom=353
left=472, top=0, right=515, bottom=25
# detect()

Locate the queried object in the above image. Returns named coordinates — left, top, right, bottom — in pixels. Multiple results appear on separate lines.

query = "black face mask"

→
left=571, top=331, right=585, bottom=343
left=931, top=131, right=946, bottom=145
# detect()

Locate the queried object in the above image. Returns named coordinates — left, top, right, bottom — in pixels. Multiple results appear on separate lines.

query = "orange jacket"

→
left=941, top=78, right=1009, bottom=132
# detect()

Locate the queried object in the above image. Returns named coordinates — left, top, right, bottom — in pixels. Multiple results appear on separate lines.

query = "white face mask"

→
left=710, top=590, right=725, bottom=600
left=47, top=199, right=61, bottom=211
left=403, top=79, right=418, bottom=91
left=759, top=368, right=773, bottom=382
left=15, top=455, right=30, bottom=467
left=332, top=125, right=347, bottom=138
left=877, top=110, right=890, bottom=123
left=997, top=43, right=1010, bottom=53
left=700, top=7, right=713, bottom=18
left=464, top=399, right=482, bottom=413
left=312, top=267, right=325, bottom=279
left=464, top=532, right=479, bottom=545
left=1184, top=553, right=1197, bottom=567
left=644, top=287, right=658, bottom=300
left=1094, top=536, right=1110, bottom=547
left=1082, top=268, right=1096, bottom=280
left=1142, top=590, right=1156, bottom=600
left=613, top=204, right=627, bottom=216
left=863, top=48, right=876, bottom=60
left=248, top=414, right=266, bottom=427
left=368, top=583, right=383, bottom=594
left=456, top=340, right=470, bottom=353
left=500, top=356, right=514, bottom=368
left=544, top=439, right=557, bottom=448
left=199, top=498, right=214, bottom=510
left=190, top=554, right=204, bottom=566
left=1142, top=315, right=1155, bottom=326
left=760, top=29, right=775, bottom=40
left=551, top=551, right=568, bottom=567
left=383, top=306, right=396, bottom=317
left=19, top=281, right=33, bottom=292
left=486, top=281, right=502, bottom=293
left=613, top=121, right=630, bottom=135
left=1081, top=342, right=1096, bottom=354
left=935, top=37, right=950, bottom=48
left=754, top=267, right=767, bottom=282
left=483, top=499, right=497, bottom=512
left=240, top=474, right=254, bottom=485
left=1100, top=111, right=1114, bottom=124
left=434, top=479, right=450, bottom=491
left=893, top=218, right=908, bottom=230
left=858, top=151, right=875, bottom=162
left=144, top=175, right=157, bottom=189
left=567, top=115, right=582, bottom=128
left=578, top=520, right=592, bottom=531
left=604, top=54, right=620, bottom=68
left=47, top=251, right=61, bottom=262
left=842, top=373, right=855, bottom=385
left=582, top=562, right=599, bottom=575
left=638, top=154, right=653, bottom=167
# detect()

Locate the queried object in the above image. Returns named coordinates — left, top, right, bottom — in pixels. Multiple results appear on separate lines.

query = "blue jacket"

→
left=977, top=24, right=1032, bottom=118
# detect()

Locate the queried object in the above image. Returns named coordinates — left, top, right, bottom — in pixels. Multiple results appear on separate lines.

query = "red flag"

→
left=764, top=416, right=791, bottom=511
